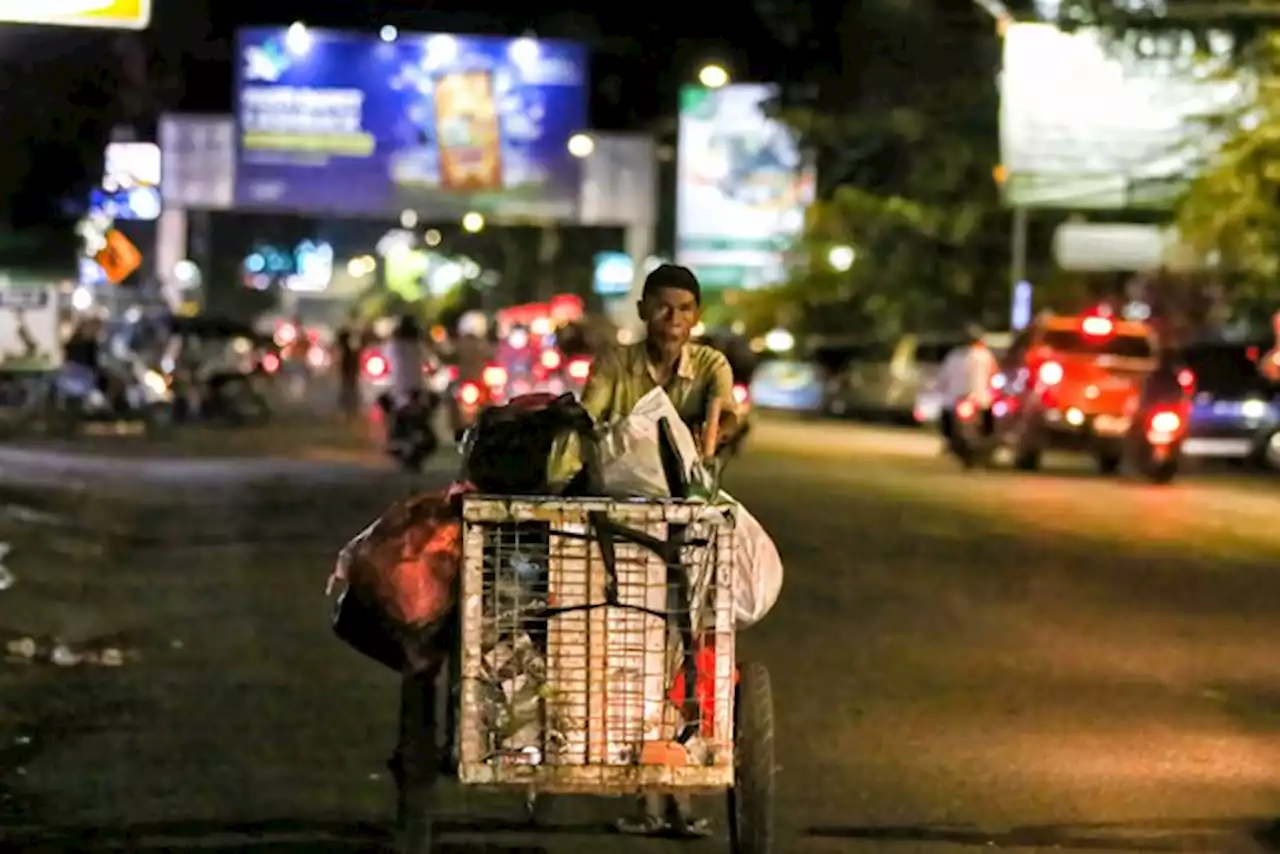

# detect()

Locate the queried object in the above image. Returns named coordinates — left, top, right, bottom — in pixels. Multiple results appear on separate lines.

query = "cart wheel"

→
left=728, top=661, right=775, bottom=854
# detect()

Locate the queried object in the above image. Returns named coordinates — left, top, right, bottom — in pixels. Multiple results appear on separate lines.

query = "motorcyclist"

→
left=62, top=316, right=112, bottom=403
left=935, top=324, right=998, bottom=447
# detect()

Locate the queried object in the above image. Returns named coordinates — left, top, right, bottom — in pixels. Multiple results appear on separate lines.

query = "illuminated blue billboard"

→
left=234, top=27, right=589, bottom=219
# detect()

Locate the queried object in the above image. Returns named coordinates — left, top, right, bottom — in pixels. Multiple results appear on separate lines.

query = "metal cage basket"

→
left=458, top=494, right=737, bottom=794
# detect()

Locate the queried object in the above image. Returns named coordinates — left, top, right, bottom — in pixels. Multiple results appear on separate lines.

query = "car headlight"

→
left=1242, top=399, right=1268, bottom=420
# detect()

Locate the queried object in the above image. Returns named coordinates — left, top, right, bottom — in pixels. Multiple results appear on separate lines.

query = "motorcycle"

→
left=1125, top=404, right=1186, bottom=484
left=48, top=357, right=173, bottom=438
left=943, top=397, right=994, bottom=468
left=172, top=367, right=272, bottom=426
left=379, top=389, right=441, bottom=471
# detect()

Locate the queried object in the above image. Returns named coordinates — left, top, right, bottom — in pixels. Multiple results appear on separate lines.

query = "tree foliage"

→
left=767, top=0, right=1040, bottom=338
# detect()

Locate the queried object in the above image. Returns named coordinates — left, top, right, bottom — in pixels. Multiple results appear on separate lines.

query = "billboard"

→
left=0, top=0, right=150, bottom=30
left=1000, top=24, right=1241, bottom=210
left=676, top=85, right=813, bottom=289
left=234, top=28, right=588, bottom=219
left=160, top=114, right=236, bottom=210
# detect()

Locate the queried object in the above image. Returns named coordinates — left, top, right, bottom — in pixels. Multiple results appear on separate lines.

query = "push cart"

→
left=397, top=491, right=775, bottom=853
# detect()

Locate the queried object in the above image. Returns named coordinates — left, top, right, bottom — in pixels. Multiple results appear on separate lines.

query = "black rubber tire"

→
left=1012, top=446, right=1041, bottom=471
left=728, top=661, right=775, bottom=854
left=1146, top=458, right=1178, bottom=484
left=1096, top=452, right=1122, bottom=475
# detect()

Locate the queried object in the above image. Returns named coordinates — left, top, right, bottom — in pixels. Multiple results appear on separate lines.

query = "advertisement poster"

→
left=0, top=281, right=60, bottom=372
left=1000, top=23, right=1241, bottom=210
left=234, top=28, right=588, bottom=219
left=676, top=84, right=813, bottom=290
left=0, top=0, right=149, bottom=29
left=160, top=114, right=236, bottom=210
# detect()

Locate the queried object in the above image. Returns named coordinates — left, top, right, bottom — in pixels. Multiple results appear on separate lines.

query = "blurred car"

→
left=1180, top=339, right=1280, bottom=466
left=912, top=333, right=1011, bottom=426
left=830, top=334, right=976, bottom=421
left=987, top=310, right=1183, bottom=481
left=748, top=359, right=825, bottom=413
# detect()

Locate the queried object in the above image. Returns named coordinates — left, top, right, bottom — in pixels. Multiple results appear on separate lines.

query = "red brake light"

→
left=541, top=350, right=562, bottom=370
left=1081, top=316, right=1113, bottom=337
left=732, top=383, right=749, bottom=406
left=459, top=382, right=481, bottom=406
left=567, top=357, right=591, bottom=381
left=1177, top=368, right=1195, bottom=390
left=956, top=399, right=976, bottom=420
left=363, top=354, right=387, bottom=379
left=1038, top=360, right=1064, bottom=386
left=261, top=352, right=280, bottom=374
left=482, top=364, right=507, bottom=388
left=1247, top=346, right=1260, bottom=362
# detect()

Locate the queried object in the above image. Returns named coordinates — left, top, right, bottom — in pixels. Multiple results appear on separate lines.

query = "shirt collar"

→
left=643, top=342, right=695, bottom=382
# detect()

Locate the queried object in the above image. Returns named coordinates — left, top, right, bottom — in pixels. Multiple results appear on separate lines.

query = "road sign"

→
left=95, top=229, right=142, bottom=284
left=0, top=0, right=151, bottom=30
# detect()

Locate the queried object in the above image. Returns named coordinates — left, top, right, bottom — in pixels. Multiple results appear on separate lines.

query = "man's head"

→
left=638, top=264, right=701, bottom=354
left=965, top=323, right=986, bottom=346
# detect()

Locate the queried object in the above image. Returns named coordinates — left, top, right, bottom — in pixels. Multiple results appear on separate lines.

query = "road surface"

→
left=2, top=417, right=1280, bottom=853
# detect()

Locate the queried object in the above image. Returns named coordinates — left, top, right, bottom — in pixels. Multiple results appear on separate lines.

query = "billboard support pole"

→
left=1010, top=205, right=1028, bottom=326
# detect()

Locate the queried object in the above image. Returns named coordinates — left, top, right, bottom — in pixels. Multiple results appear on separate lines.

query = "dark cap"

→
left=642, top=264, right=701, bottom=305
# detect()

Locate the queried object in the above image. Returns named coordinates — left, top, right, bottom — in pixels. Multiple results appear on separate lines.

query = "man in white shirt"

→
left=936, top=325, right=1000, bottom=443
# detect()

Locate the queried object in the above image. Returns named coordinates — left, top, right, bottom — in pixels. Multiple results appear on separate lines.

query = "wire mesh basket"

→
left=457, top=495, right=737, bottom=794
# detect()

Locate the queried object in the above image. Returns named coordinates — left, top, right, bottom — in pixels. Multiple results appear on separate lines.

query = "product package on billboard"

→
left=235, top=28, right=588, bottom=218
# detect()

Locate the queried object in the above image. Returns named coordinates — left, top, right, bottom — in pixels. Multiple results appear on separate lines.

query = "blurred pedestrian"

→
left=335, top=312, right=365, bottom=417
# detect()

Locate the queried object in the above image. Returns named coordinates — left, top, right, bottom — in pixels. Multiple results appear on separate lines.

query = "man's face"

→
left=640, top=287, right=700, bottom=349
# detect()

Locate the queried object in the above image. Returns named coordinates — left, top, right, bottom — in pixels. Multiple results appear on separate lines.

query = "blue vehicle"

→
left=1180, top=340, right=1280, bottom=467
left=747, top=359, right=825, bottom=414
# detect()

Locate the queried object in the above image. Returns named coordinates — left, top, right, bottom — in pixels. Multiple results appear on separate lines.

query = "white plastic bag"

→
left=723, top=495, right=783, bottom=629
left=597, top=388, right=783, bottom=627
left=599, top=387, right=704, bottom=498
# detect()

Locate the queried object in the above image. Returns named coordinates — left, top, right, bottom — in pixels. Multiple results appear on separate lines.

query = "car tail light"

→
left=363, top=354, right=388, bottom=379
left=956, top=399, right=977, bottom=421
left=540, top=350, right=562, bottom=370
left=482, top=364, right=508, bottom=388
left=261, top=352, right=280, bottom=374
left=1037, top=360, right=1064, bottom=386
left=1177, top=368, right=1196, bottom=392
left=458, top=382, right=481, bottom=406
left=567, top=357, right=591, bottom=381
left=1081, top=316, right=1113, bottom=337
left=732, top=384, right=749, bottom=406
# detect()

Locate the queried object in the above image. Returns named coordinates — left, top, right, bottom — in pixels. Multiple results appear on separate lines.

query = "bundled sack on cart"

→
left=327, top=481, right=474, bottom=673
left=596, top=387, right=784, bottom=628
left=462, top=392, right=598, bottom=495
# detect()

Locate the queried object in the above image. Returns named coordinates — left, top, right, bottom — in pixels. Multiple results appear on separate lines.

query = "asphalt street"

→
left=2, top=416, right=1280, bottom=853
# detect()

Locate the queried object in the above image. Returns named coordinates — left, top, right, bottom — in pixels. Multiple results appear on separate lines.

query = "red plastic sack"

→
left=667, top=636, right=738, bottom=739
left=331, top=482, right=474, bottom=629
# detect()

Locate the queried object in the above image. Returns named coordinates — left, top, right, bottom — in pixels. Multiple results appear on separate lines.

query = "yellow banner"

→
left=0, top=0, right=151, bottom=30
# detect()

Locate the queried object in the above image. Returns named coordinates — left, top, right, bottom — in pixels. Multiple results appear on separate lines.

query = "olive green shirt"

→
left=580, top=341, right=739, bottom=426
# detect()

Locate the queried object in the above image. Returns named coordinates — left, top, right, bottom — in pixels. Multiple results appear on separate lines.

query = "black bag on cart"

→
left=462, top=393, right=597, bottom=494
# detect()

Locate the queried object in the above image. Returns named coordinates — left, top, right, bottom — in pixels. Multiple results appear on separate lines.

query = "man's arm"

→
left=579, top=350, right=617, bottom=422
left=706, top=350, right=740, bottom=441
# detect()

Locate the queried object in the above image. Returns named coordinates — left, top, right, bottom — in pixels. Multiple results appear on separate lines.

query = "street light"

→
left=462, top=211, right=485, bottom=233
left=380, top=25, right=398, bottom=42
left=567, top=133, right=595, bottom=158
left=698, top=63, right=730, bottom=89
left=827, top=245, right=856, bottom=272
left=286, top=22, right=311, bottom=55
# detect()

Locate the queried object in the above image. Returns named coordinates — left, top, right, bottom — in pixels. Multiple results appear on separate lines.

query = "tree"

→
left=1052, top=0, right=1280, bottom=328
left=765, top=0, right=1047, bottom=339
